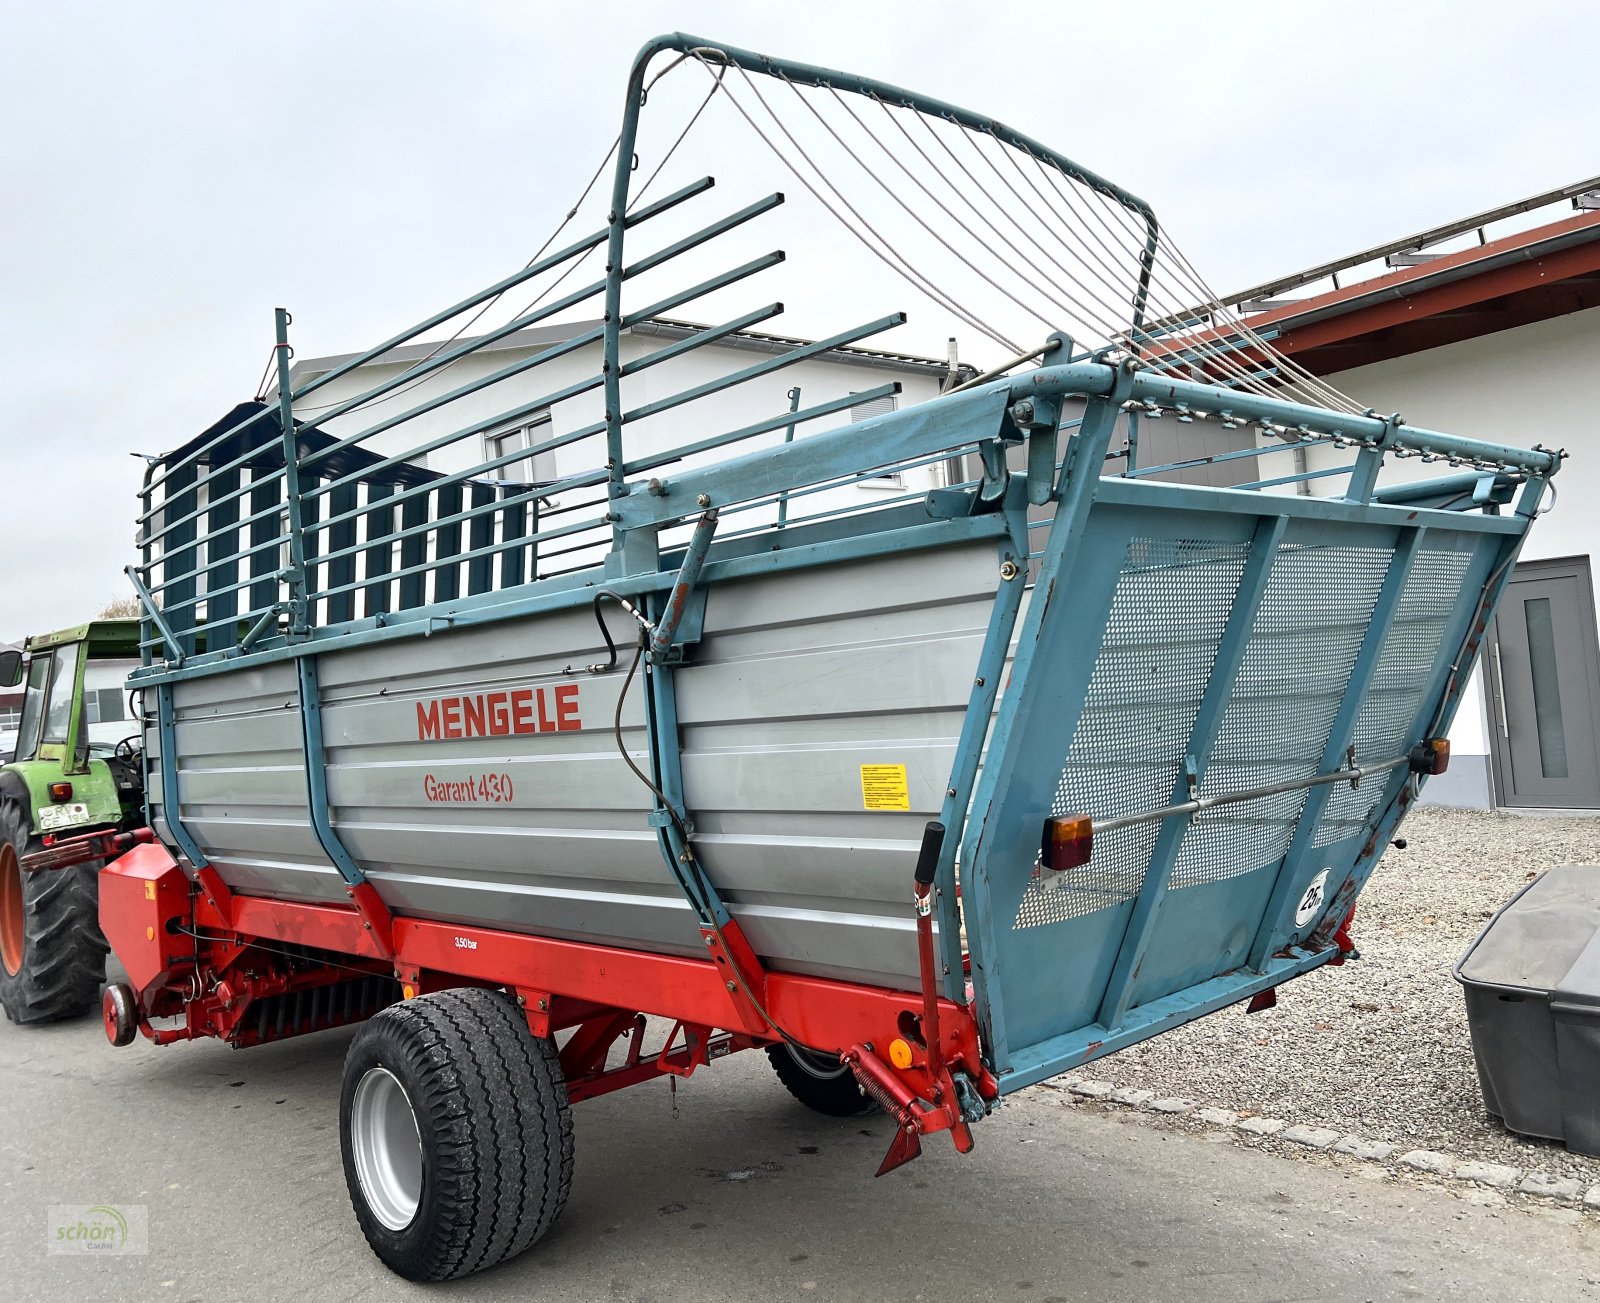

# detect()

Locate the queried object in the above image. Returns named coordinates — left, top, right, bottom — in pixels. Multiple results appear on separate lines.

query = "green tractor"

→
left=0, top=620, right=146, bottom=1023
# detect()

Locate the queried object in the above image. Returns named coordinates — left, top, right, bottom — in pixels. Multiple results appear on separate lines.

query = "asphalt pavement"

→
left=3, top=1001, right=1598, bottom=1303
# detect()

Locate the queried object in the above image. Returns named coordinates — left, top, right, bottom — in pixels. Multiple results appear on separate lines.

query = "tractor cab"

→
left=0, top=619, right=143, bottom=1024
left=6, top=622, right=141, bottom=760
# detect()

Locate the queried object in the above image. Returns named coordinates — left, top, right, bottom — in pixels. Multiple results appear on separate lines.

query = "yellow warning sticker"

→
left=144, top=880, right=157, bottom=902
left=860, top=763, right=911, bottom=812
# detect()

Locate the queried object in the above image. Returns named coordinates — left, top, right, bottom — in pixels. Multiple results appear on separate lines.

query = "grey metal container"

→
left=1455, top=864, right=1600, bottom=1155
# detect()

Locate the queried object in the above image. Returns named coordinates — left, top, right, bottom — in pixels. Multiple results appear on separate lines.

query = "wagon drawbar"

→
left=29, top=33, right=1562, bottom=1281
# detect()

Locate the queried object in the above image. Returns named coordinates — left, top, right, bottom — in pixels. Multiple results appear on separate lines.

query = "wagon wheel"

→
left=339, top=987, right=574, bottom=1282
left=766, top=1042, right=877, bottom=1117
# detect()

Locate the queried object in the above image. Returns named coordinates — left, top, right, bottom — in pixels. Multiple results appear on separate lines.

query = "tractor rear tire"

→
left=766, top=1043, right=877, bottom=1117
left=340, top=988, right=574, bottom=1282
left=0, top=779, right=108, bottom=1024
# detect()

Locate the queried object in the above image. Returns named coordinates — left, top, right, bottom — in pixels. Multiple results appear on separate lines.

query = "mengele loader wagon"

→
left=29, top=34, right=1562, bottom=1281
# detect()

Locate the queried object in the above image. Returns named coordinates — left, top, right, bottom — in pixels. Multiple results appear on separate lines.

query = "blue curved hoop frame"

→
left=598, top=32, right=1163, bottom=510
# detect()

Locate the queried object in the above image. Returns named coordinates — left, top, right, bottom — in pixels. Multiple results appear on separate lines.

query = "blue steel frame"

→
left=955, top=454, right=1542, bottom=1091
left=126, top=33, right=1564, bottom=1095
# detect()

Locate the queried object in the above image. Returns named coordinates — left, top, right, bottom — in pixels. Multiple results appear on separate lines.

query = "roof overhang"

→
left=286, top=318, right=966, bottom=392
left=1239, top=210, right=1600, bottom=375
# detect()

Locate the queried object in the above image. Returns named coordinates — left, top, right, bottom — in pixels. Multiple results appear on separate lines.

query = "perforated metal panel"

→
left=1170, top=544, right=1394, bottom=889
left=1014, top=536, right=1248, bottom=928
left=1313, top=547, right=1475, bottom=847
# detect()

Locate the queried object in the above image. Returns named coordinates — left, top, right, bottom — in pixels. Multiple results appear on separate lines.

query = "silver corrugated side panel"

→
left=162, top=665, right=348, bottom=902
left=213, top=537, right=1002, bottom=991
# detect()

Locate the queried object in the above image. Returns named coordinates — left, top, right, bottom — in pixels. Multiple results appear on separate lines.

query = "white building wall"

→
left=291, top=332, right=950, bottom=559
left=1289, top=305, right=1600, bottom=806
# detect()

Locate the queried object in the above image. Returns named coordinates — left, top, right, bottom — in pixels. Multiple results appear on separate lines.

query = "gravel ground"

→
left=1091, top=806, right=1600, bottom=1181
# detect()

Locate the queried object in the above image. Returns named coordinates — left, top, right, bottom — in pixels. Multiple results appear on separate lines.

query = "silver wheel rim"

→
left=351, top=1067, right=423, bottom=1231
left=787, top=1044, right=850, bottom=1081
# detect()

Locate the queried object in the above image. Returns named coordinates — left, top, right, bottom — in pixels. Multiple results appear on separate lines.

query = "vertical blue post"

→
left=1096, top=513, right=1287, bottom=1030
left=962, top=373, right=1134, bottom=1069
left=603, top=61, right=653, bottom=548
left=933, top=536, right=1029, bottom=1001
left=1344, top=416, right=1396, bottom=504
left=273, top=309, right=311, bottom=635
left=776, top=385, right=802, bottom=527
left=155, top=683, right=211, bottom=875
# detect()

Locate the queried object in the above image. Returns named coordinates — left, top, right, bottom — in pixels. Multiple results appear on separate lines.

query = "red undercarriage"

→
left=90, top=838, right=996, bottom=1173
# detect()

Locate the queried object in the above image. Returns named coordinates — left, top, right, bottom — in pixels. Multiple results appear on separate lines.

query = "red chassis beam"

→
left=109, top=846, right=995, bottom=1162
left=209, top=888, right=986, bottom=1076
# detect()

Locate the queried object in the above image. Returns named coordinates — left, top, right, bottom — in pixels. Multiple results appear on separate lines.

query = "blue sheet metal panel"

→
left=1095, top=514, right=1288, bottom=1030
left=1305, top=535, right=1483, bottom=851
left=326, top=481, right=358, bottom=625
left=162, top=461, right=200, bottom=657
left=433, top=483, right=464, bottom=604
left=498, top=486, right=534, bottom=588
left=247, top=465, right=285, bottom=617
left=612, top=386, right=1011, bottom=531
left=998, top=945, right=1335, bottom=1093
left=467, top=482, right=495, bottom=597
left=1253, top=531, right=1513, bottom=960
left=300, top=473, right=322, bottom=626
left=1119, top=863, right=1282, bottom=1011
left=1122, top=521, right=1424, bottom=1007
left=968, top=507, right=1261, bottom=1058
left=962, top=483, right=1514, bottom=1081
left=362, top=482, right=395, bottom=618
left=1267, top=534, right=1504, bottom=954
left=1236, top=528, right=1424, bottom=972
left=398, top=491, right=428, bottom=610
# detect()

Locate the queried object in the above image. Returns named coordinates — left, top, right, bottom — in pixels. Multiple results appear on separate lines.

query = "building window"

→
left=851, top=392, right=902, bottom=488
left=850, top=393, right=898, bottom=423
left=85, top=688, right=127, bottom=727
left=486, top=411, right=557, bottom=485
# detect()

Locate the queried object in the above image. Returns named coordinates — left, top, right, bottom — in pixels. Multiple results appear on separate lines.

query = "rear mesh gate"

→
left=962, top=485, right=1510, bottom=1089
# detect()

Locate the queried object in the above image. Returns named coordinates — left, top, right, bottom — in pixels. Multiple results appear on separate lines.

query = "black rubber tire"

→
left=339, top=988, right=574, bottom=1282
left=766, top=1042, right=877, bottom=1118
left=0, top=776, right=108, bottom=1025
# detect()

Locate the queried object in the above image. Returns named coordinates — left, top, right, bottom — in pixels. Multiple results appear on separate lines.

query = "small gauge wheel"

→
left=102, top=982, right=138, bottom=1046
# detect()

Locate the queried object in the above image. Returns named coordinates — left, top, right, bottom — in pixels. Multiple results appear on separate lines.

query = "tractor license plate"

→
left=38, top=802, right=90, bottom=833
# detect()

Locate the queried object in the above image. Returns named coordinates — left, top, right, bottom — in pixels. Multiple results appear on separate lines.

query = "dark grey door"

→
left=1488, top=556, right=1600, bottom=808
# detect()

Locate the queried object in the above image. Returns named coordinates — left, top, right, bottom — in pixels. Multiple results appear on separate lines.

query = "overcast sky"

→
left=2, top=0, right=1595, bottom=643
